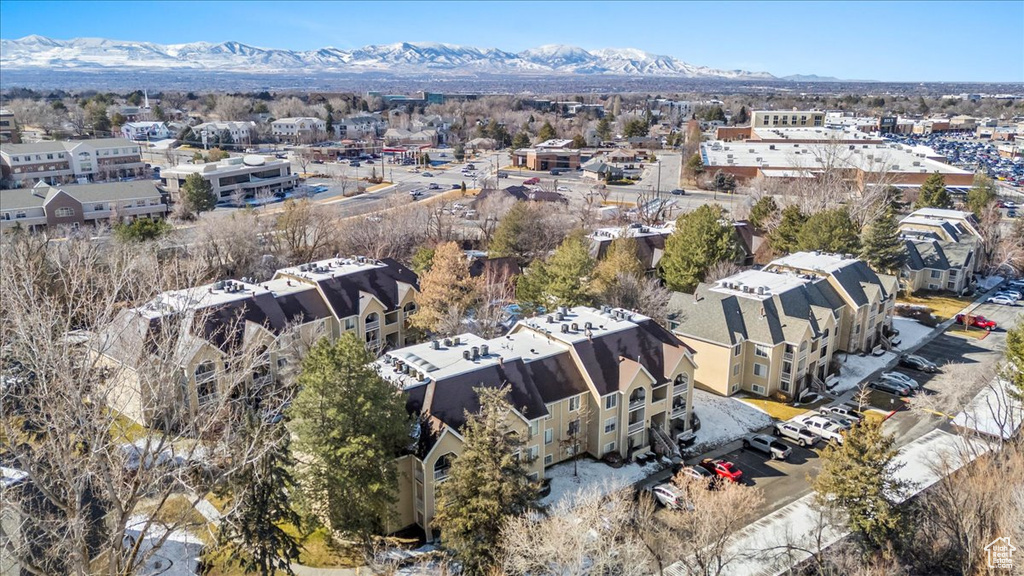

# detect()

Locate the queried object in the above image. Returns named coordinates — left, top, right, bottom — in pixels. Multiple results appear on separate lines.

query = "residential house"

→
left=0, top=139, right=145, bottom=188
left=383, top=128, right=440, bottom=148
left=334, top=114, right=386, bottom=140
left=382, top=306, right=697, bottom=539
left=765, top=252, right=898, bottom=354
left=159, top=155, right=297, bottom=204
left=588, top=223, right=674, bottom=273
left=464, top=137, right=497, bottom=152
left=96, top=257, right=420, bottom=428
left=668, top=269, right=844, bottom=399
left=581, top=159, right=622, bottom=182
left=271, top=117, right=327, bottom=143
left=121, top=121, right=174, bottom=142
left=476, top=185, right=568, bottom=205
left=1, top=180, right=168, bottom=233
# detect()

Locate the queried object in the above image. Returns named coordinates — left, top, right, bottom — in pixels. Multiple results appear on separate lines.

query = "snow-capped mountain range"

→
left=0, top=36, right=787, bottom=80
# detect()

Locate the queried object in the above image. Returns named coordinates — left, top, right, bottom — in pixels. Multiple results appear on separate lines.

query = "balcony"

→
left=673, top=383, right=688, bottom=397
left=627, top=420, right=645, bottom=435
left=433, top=467, right=450, bottom=482
left=414, top=466, right=424, bottom=482
left=783, top=352, right=794, bottom=361
left=628, top=398, right=645, bottom=411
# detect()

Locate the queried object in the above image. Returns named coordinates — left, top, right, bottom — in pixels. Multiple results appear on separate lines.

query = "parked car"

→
left=648, top=483, right=692, bottom=510
left=422, top=172, right=433, bottom=177
left=880, top=371, right=922, bottom=391
left=679, top=464, right=716, bottom=486
left=820, top=413, right=855, bottom=430
left=988, top=295, right=1017, bottom=306
left=670, top=188, right=686, bottom=195
left=524, top=177, right=540, bottom=185
left=742, top=434, right=792, bottom=460
left=498, top=171, right=509, bottom=178
left=954, top=313, right=997, bottom=330
left=556, top=186, right=570, bottom=192
left=820, top=405, right=863, bottom=423
left=868, top=378, right=913, bottom=396
left=773, top=421, right=820, bottom=447
left=899, top=354, right=939, bottom=373
left=994, top=289, right=1022, bottom=300
left=428, top=183, right=441, bottom=190
left=699, top=458, right=743, bottom=482
left=801, top=416, right=846, bottom=444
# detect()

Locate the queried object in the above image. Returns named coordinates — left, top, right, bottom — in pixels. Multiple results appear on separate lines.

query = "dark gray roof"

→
left=830, top=260, right=891, bottom=307
left=0, top=181, right=163, bottom=211
left=905, top=239, right=974, bottom=272
left=570, top=318, right=684, bottom=396
left=315, top=258, right=419, bottom=318
left=590, top=234, right=667, bottom=271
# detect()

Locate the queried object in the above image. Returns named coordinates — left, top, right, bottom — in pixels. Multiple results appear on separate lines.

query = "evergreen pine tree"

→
left=571, top=134, right=587, bottom=149
left=748, top=196, right=779, bottom=229
left=860, top=208, right=906, bottom=274
left=1004, top=322, right=1024, bottom=403
left=797, top=207, right=862, bottom=254
left=596, top=116, right=613, bottom=141
left=213, top=416, right=301, bottom=576
left=489, top=202, right=533, bottom=264
left=411, top=242, right=479, bottom=335
left=813, top=417, right=909, bottom=549
left=289, top=333, right=411, bottom=544
left=182, top=172, right=216, bottom=214
left=915, top=172, right=952, bottom=209
left=433, top=386, right=539, bottom=575
left=542, top=231, right=596, bottom=307
left=592, top=236, right=644, bottom=294
left=324, top=102, right=334, bottom=136
left=768, top=205, right=806, bottom=255
left=537, top=121, right=557, bottom=142
left=966, top=173, right=997, bottom=214
left=512, top=130, right=531, bottom=150
left=660, top=204, right=737, bottom=292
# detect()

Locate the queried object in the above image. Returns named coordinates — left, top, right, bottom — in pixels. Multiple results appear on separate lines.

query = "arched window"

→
left=404, top=302, right=417, bottom=315
left=674, top=373, right=689, bottom=387
left=366, top=312, right=379, bottom=324
left=629, top=388, right=646, bottom=406
left=434, top=453, right=454, bottom=481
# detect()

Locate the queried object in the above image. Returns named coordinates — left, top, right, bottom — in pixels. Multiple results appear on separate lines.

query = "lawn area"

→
left=739, top=396, right=816, bottom=421
left=897, top=292, right=973, bottom=321
left=109, top=411, right=149, bottom=442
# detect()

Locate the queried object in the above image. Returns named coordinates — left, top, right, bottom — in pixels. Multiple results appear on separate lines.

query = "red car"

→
left=699, top=458, right=743, bottom=483
left=524, top=177, right=540, bottom=185
left=954, top=314, right=997, bottom=331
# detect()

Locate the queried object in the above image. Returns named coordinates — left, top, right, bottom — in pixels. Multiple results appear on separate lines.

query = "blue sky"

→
left=1, top=1, right=1021, bottom=81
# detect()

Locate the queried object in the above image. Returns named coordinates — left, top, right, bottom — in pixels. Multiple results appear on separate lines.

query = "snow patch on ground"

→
left=125, top=516, right=204, bottom=576
left=689, top=389, right=773, bottom=453
left=540, top=457, right=661, bottom=508
left=831, top=317, right=934, bottom=393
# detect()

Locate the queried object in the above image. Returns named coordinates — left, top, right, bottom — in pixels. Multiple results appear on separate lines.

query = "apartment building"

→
left=160, top=155, right=298, bottom=204
left=0, top=109, right=18, bottom=143
left=0, top=180, right=168, bottom=233
left=334, top=115, right=386, bottom=139
left=382, top=306, right=696, bottom=539
left=898, top=208, right=983, bottom=243
left=0, top=139, right=145, bottom=188
left=750, top=110, right=826, bottom=128
left=96, top=257, right=420, bottom=428
left=191, top=121, right=257, bottom=145
left=668, top=270, right=843, bottom=400
left=271, top=117, right=327, bottom=143
left=766, top=252, right=898, bottom=354
left=897, top=207, right=982, bottom=294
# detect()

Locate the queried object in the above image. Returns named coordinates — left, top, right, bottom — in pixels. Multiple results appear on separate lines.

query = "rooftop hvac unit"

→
left=472, top=346, right=480, bottom=359
left=453, top=337, right=461, bottom=346
left=571, top=322, right=579, bottom=331
left=727, top=154, right=733, bottom=158
left=769, top=145, right=776, bottom=150
left=561, top=324, right=570, bottom=334
left=756, top=286, right=766, bottom=295
left=756, top=157, right=763, bottom=162
left=431, top=340, right=440, bottom=350
left=214, top=281, right=225, bottom=290
left=463, top=350, right=471, bottom=360
left=480, top=344, right=489, bottom=356
left=547, top=315, right=555, bottom=324
left=912, top=161, right=921, bottom=166
left=585, top=321, right=593, bottom=330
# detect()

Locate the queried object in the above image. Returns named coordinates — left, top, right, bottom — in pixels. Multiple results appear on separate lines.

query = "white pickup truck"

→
left=772, top=421, right=820, bottom=447
left=801, top=415, right=847, bottom=445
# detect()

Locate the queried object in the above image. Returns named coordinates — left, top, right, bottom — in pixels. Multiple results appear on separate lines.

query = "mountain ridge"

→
left=0, top=35, right=812, bottom=80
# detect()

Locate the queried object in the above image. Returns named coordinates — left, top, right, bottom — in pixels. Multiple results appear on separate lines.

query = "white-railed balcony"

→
left=671, top=400, right=687, bottom=420
left=627, top=420, right=645, bottom=435
left=673, top=383, right=688, bottom=397
left=433, top=467, right=450, bottom=482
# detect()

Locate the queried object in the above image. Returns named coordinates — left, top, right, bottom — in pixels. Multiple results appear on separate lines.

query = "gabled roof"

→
left=905, top=239, right=974, bottom=271
left=312, top=258, right=419, bottom=319
left=569, top=318, right=684, bottom=396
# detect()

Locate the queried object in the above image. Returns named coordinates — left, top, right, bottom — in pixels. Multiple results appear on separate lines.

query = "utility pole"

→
left=656, top=160, right=662, bottom=201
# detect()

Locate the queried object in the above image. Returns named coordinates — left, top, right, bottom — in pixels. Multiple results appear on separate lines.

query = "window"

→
left=930, top=270, right=942, bottom=279
left=528, top=472, right=539, bottom=481
left=733, top=344, right=742, bottom=357
left=782, top=360, right=793, bottom=374
left=54, top=207, right=75, bottom=218
left=404, top=302, right=417, bottom=316
left=732, top=364, right=740, bottom=376
left=526, top=445, right=539, bottom=462
left=604, top=394, right=617, bottom=410
left=781, top=380, right=791, bottom=393
left=385, top=311, right=398, bottom=325
left=568, top=395, right=581, bottom=412
left=751, top=384, right=766, bottom=395
left=567, top=419, right=580, bottom=436
left=604, top=417, right=617, bottom=434
left=544, top=429, right=553, bottom=445
left=529, top=420, right=540, bottom=438
left=434, top=453, right=454, bottom=481
left=344, top=317, right=356, bottom=330
left=753, top=363, right=768, bottom=377
left=755, top=344, right=770, bottom=358
left=604, top=441, right=616, bottom=454
left=948, top=269, right=958, bottom=278
left=544, top=454, right=553, bottom=466
left=93, top=203, right=105, bottom=211
left=366, top=312, right=379, bottom=325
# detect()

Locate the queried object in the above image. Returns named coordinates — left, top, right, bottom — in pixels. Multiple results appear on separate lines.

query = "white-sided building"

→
left=271, top=117, right=327, bottom=143
left=121, top=121, right=174, bottom=142
left=0, top=139, right=145, bottom=188
left=191, top=121, right=257, bottom=145
left=159, top=155, right=297, bottom=204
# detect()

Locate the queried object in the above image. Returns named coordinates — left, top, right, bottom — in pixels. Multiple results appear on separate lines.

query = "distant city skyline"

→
left=0, top=0, right=1021, bottom=82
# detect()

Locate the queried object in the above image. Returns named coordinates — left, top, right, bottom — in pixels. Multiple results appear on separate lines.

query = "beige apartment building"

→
left=766, top=253, right=898, bottom=354
left=97, top=257, right=420, bottom=427
left=0, top=138, right=145, bottom=188
left=669, top=253, right=897, bottom=400
left=379, top=306, right=697, bottom=540
left=897, top=207, right=982, bottom=294
left=668, top=270, right=843, bottom=400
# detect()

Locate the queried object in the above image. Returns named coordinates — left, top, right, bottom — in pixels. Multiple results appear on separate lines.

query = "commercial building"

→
left=96, top=257, right=420, bottom=428
left=669, top=253, right=897, bottom=400
left=699, top=132, right=974, bottom=190
left=750, top=110, right=826, bottom=128
left=191, top=121, right=257, bottom=145
left=0, top=180, right=168, bottom=233
left=271, top=117, right=327, bottom=143
left=0, top=138, right=145, bottom=188
left=383, top=306, right=696, bottom=539
left=121, top=121, right=174, bottom=142
left=512, top=140, right=581, bottom=171
left=159, top=155, right=298, bottom=204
